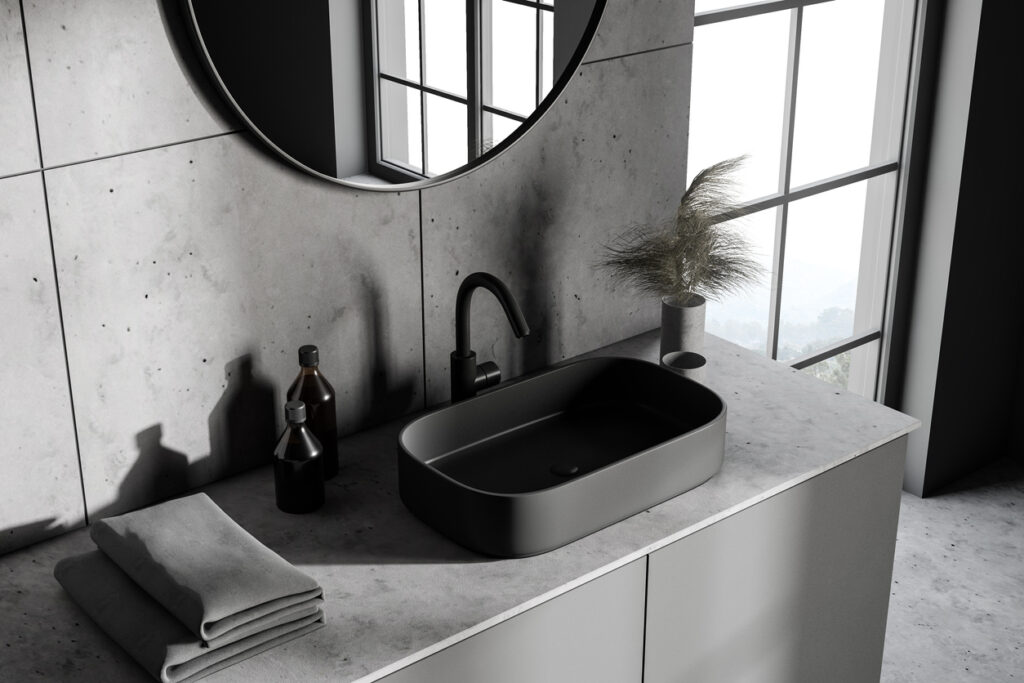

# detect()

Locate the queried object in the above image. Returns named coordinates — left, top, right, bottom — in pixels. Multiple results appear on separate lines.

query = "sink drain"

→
left=550, top=463, right=580, bottom=477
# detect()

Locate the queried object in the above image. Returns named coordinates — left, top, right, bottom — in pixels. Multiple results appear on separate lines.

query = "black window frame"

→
left=365, top=0, right=553, bottom=182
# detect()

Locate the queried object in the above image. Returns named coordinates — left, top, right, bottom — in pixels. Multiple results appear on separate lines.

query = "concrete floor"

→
left=881, top=457, right=1024, bottom=681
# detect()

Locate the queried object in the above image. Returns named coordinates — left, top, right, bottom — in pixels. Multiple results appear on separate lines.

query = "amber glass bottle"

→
left=287, top=345, right=339, bottom=479
left=273, top=401, right=324, bottom=514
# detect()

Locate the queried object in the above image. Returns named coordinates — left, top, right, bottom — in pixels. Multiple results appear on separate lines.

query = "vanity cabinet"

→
left=383, top=438, right=905, bottom=683
left=381, top=558, right=647, bottom=683
left=644, top=437, right=906, bottom=683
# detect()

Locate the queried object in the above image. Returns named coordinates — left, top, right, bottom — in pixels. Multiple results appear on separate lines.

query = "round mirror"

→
left=185, top=0, right=605, bottom=190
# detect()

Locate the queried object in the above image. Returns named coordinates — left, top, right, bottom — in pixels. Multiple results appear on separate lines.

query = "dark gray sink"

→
left=398, top=356, right=726, bottom=557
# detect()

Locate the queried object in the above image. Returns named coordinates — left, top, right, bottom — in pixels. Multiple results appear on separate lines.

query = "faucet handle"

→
left=449, top=353, right=501, bottom=403
left=476, top=362, right=501, bottom=392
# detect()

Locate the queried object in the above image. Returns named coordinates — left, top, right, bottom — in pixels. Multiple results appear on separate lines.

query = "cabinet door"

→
left=381, top=558, right=646, bottom=683
left=644, top=437, right=906, bottom=683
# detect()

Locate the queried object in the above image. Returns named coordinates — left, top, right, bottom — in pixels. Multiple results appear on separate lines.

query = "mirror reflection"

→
left=187, top=0, right=602, bottom=187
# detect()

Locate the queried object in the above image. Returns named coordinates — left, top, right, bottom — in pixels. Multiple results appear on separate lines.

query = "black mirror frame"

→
left=182, top=0, right=607, bottom=191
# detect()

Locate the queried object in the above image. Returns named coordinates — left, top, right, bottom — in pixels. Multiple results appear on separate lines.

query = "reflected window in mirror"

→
left=370, top=0, right=557, bottom=181
left=185, top=0, right=600, bottom=187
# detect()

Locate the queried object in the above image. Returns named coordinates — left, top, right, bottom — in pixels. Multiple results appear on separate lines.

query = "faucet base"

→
left=450, top=351, right=501, bottom=402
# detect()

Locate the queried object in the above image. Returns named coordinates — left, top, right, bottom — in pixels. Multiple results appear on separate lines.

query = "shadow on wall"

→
left=89, top=424, right=189, bottom=522
left=513, top=185, right=557, bottom=376
left=358, top=272, right=418, bottom=429
left=205, top=354, right=277, bottom=480
left=0, top=517, right=65, bottom=556
left=930, top=455, right=1024, bottom=498
left=89, top=353, right=278, bottom=522
left=156, top=0, right=239, bottom=127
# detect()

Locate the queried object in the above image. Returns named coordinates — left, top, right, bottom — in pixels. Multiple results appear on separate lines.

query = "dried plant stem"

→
left=600, top=157, right=764, bottom=304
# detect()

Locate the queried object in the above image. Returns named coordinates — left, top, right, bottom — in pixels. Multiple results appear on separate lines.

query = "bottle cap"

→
left=284, top=400, right=306, bottom=423
left=298, top=345, right=319, bottom=367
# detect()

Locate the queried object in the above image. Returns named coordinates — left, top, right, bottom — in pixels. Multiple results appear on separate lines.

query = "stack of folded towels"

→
left=55, top=492, right=325, bottom=683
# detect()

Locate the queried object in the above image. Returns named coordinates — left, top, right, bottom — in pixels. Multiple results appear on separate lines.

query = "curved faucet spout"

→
left=451, top=272, right=530, bottom=402
left=454, top=272, right=530, bottom=357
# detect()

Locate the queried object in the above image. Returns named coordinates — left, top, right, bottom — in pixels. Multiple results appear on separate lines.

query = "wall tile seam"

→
left=31, top=168, right=89, bottom=529
left=0, top=167, right=44, bottom=184
left=417, top=189, right=428, bottom=406
left=581, top=40, right=693, bottom=67
left=4, top=130, right=247, bottom=180
left=15, top=0, right=90, bottom=530
left=3, top=51, right=691, bottom=183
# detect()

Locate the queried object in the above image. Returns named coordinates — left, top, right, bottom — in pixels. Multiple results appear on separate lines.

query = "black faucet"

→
left=450, top=272, right=530, bottom=402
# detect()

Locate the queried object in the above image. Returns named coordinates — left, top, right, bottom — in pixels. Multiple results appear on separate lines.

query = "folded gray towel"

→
left=89, top=492, right=323, bottom=646
left=55, top=551, right=324, bottom=683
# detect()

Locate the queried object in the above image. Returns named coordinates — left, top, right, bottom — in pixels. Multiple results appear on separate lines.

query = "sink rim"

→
left=398, top=355, right=727, bottom=499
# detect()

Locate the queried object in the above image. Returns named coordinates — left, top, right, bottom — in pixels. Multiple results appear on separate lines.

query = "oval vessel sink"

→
left=398, top=356, right=726, bottom=557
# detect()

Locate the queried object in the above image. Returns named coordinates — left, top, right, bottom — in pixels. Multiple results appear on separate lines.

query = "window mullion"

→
left=535, top=6, right=543, bottom=107
left=418, top=0, right=428, bottom=174
left=876, top=0, right=923, bottom=403
left=767, top=204, right=787, bottom=359
left=467, top=0, right=481, bottom=159
left=372, top=1, right=383, bottom=165
left=789, top=329, right=882, bottom=370
left=696, top=0, right=832, bottom=26
left=767, top=6, right=803, bottom=360
left=720, top=161, right=898, bottom=224
left=379, top=73, right=467, bottom=103
left=482, top=103, right=527, bottom=123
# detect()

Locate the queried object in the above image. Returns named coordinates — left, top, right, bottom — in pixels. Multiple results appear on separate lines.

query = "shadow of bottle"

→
left=91, top=424, right=191, bottom=521
left=205, top=354, right=278, bottom=482
left=360, top=273, right=419, bottom=429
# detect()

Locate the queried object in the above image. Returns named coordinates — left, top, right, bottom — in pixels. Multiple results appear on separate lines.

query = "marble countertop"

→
left=0, top=331, right=919, bottom=682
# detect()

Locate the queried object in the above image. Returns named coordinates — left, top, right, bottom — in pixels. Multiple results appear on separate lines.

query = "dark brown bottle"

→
left=287, top=345, right=339, bottom=479
left=274, top=401, right=325, bottom=514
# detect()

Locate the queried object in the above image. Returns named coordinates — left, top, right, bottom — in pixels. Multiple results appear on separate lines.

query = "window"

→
left=690, top=0, right=918, bottom=399
left=369, top=0, right=556, bottom=181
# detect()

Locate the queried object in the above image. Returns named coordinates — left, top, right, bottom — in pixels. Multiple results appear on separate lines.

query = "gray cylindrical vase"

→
left=660, top=294, right=706, bottom=358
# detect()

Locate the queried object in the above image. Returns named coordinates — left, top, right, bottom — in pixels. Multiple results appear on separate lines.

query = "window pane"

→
left=790, top=0, right=888, bottom=185
left=424, top=0, right=467, bottom=96
left=541, top=10, right=554, bottom=98
left=486, top=0, right=537, bottom=117
left=380, top=80, right=422, bottom=172
left=378, top=0, right=420, bottom=83
left=688, top=11, right=790, bottom=202
left=705, top=207, right=777, bottom=355
left=778, top=184, right=864, bottom=360
left=482, top=112, right=521, bottom=152
left=802, top=350, right=852, bottom=389
left=425, top=95, right=467, bottom=176
left=800, top=340, right=879, bottom=399
left=777, top=176, right=896, bottom=361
